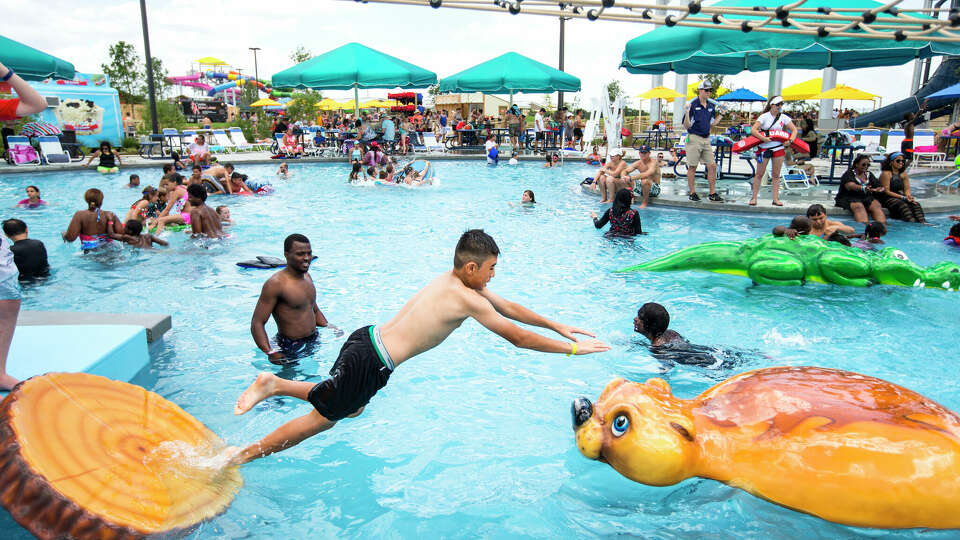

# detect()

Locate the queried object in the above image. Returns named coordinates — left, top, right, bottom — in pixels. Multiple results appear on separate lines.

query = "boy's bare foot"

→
left=0, top=373, right=19, bottom=392
left=234, top=372, right=278, bottom=415
left=639, top=202, right=648, bottom=209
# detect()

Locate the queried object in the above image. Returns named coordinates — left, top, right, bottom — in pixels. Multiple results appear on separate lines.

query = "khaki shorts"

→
left=685, top=134, right=715, bottom=169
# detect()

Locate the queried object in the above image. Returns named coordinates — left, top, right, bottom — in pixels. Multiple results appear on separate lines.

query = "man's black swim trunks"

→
left=308, top=325, right=393, bottom=421
left=272, top=329, right=319, bottom=362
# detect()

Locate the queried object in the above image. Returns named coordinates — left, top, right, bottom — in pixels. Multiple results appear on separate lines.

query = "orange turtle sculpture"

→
left=572, top=366, right=960, bottom=529
left=0, top=373, right=242, bottom=539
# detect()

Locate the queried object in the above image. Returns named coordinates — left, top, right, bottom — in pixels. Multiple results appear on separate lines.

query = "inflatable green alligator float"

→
left=618, top=235, right=960, bottom=290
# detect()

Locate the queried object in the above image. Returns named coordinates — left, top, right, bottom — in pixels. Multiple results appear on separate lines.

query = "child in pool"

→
left=16, top=186, right=46, bottom=208
left=127, top=174, right=140, bottom=188
left=277, top=163, right=289, bottom=178
left=509, top=190, right=536, bottom=207
left=945, top=222, right=960, bottom=247
left=384, top=163, right=395, bottom=183
left=109, top=219, right=168, bottom=248
left=586, top=146, right=602, bottom=165
left=850, top=222, right=887, bottom=251
left=348, top=163, right=362, bottom=183
left=543, top=152, right=560, bottom=168
left=216, top=206, right=233, bottom=225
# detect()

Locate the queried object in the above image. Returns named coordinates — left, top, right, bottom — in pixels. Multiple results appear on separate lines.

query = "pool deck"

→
left=3, top=149, right=960, bottom=215
left=1, top=311, right=170, bottom=396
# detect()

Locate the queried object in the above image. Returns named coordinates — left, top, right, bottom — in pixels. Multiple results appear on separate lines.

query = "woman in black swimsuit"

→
left=876, top=152, right=926, bottom=223
left=834, top=154, right=886, bottom=224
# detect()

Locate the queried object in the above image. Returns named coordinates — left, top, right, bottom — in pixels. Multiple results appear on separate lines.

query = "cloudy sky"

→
left=6, top=0, right=940, bottom=111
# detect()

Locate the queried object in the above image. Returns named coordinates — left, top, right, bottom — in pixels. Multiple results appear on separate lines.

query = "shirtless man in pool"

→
left=251, top=234, right=332, bottom=366
left=227, top=229, right=610, bottom=465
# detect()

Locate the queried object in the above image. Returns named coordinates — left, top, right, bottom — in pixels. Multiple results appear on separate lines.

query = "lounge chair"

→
left=180, top=130, right=198, bottom=154
left=209, top=130, right=235, bottom=153
left=37, top=136, right=71, bottom=164
left=854, top=129, right=884, bottom=160
left=885, top=130, right=905, bottom=157
left=161, top=128, right=181, bottom=155
left=6, top=136, right=40, bottom=165
left=912, top=129, right=947, bottom=168
left=780, top=165, right=813, bottom=193
left=420, top=132, right=444, bottom=153
left=228, top=127, right=266, bottom=152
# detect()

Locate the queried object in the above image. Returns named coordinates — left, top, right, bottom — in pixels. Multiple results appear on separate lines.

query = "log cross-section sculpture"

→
left=0, top=373, right=242, bottom=540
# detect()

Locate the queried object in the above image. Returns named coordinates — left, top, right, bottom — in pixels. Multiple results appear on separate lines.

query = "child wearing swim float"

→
left=225, top=230, right=610, bottom=466
left=945, top=222, right=960, bottom=247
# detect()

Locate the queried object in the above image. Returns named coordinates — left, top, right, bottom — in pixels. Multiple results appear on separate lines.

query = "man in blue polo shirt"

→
left=682, top=80, right=723, bottom=202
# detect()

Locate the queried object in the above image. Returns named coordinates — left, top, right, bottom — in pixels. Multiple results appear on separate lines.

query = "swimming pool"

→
left=2, top=160, right=959, bottom=539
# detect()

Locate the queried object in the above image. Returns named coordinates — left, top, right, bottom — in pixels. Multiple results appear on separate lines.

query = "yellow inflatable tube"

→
left=572, top=366, right=960, bottom=529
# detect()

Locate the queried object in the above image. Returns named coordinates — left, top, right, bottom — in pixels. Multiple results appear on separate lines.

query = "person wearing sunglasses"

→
left=748, top=96, right=799, bottom=206
left=834, top=154, right=887, bottom=224
left=876, top=152, right=925, bottom=223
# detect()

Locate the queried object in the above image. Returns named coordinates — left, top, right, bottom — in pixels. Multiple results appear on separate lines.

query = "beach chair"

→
left=37, top=136, right=71, bottom=164
left=855, top=129, right=884, bottom=160
left=180, top=130, right=198, bottom=153
left=780, top=165, right=812, bottom=193
left=912, top=129, right=947, bottom=168
left=210, top=130, right=235, bottom=153
left=228, top=127, right=265, bottom=152
left=420, top=132, right=444, bottom=153
left=6, top=136, right=40, bottom=165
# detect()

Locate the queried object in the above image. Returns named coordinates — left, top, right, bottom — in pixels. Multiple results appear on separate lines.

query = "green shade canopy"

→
left=0, top=35, right=75, bottom=81
left=437, top=52, right=580, bottom=94
left=620, top=0, right=960, bottom=90
left=271, top=42, right=436, bottom=90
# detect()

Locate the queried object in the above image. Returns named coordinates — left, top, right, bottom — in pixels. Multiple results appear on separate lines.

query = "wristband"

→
left=567, top=342, right=578, bottom=356
left=1, top=68, right=13, bottom=82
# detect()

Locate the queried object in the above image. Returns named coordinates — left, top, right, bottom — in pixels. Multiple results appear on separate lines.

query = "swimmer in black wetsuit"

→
left=633, top=302, right=754, bottom=371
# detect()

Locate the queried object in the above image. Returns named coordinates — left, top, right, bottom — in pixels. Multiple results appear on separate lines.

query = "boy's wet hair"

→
left=162, top=163, right=174, bottom=174
left=454, top=229, right=499, bottom=269
left=366, top=167, right=376, bottom=177
left=186, top=183, right=207, bottom=201
left=865, top=221, right=887, bottom=238
left=806, top=203, right=827, bottom=217
left=129, top=174, right=139, bottom=181
left=826, top=230, right=852, bottom=246
left=2, top=218, right=27, bottom=237
left=950, top=223, right=960, bottom=237
left=125, top=219, right=143, bottom=235
left=379, top=170, right=388, bottom=179
left=788, top=216, right=811, bottom=234
left=216, top=205, right=228, bottom=214
left=284, top=233, right=310, bottom=252
left=637, top=302, right=670, bottom=339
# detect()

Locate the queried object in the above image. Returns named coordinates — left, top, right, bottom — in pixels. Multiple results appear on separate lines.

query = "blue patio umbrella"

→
left=926, top=82, right=960, bottom=100
left=717, top=88, right=767, bottom=102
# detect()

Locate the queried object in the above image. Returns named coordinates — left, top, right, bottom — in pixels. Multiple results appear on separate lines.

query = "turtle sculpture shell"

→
left=0, top=373, right=242, bottom=539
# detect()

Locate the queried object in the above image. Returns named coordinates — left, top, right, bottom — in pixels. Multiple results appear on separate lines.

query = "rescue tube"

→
left=732, top=130, right=810, bottom=154
left=0, top=373, right=242, bottom=539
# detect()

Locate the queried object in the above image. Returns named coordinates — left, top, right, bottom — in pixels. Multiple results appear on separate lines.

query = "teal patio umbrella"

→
left=272, top=42, right=436, bottom=118
left=620, top=0, right=960, bottom=97
left=438, top=52, right=581, bottom=105
left=0, top=35, right=75, bottom=81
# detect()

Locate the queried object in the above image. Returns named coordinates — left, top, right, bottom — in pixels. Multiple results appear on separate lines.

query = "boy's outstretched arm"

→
left=478, top=287, right=596, bottom=341
left=471, top=291, right=608, bottom=354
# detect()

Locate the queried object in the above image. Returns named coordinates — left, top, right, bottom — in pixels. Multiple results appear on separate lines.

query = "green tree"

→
left=101, top=41, right=142, bottom=103
left=143, top=57, right=169, bottom=100
left=427, top=83, right=441, bottom=96
left=284, top=90, right=322, bottom=123
left=290, top=45, right=312, bottom=64
left=700, top=74, right=726, bottom=94
left=606, top=79, right=624, bottom=103
left=146, top=100, right=186, bottom=132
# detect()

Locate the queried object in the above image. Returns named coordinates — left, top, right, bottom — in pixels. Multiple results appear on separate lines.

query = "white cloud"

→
left=3, top=0, right=935, bottom=110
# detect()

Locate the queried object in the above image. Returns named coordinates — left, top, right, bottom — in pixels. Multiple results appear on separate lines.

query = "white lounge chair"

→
left=912, top=129, right=948, bottom=168
left=420, top=132, right=444, bottom=153
left=886, top=130, right=905, bottom=157
left=37, top=136, right=71, bottom=164
left=856, top=129, right=885, bottom=160
left=6, top=136, right=40, bottom=165
left=228, top=127, right=266, bottom=152
left=180, top=130, right=198, bottom=154
left=210, top=130, right=235, bottom=153
left=780, top=165, right=813, bottom=193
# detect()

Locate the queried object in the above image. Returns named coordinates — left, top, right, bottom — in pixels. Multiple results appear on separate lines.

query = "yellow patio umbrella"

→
left=781, top=78, right=823, bottom=101
left=636, top=86, right=684, bottom=100
left=315, top=98, right=343, bottom=111
left=361, top=99, right=398, bottom=109
left=812, top=84, right=878, bottom=110
left=196, top=56, right=228, bottom=66
left=250, top=98, right=282, bottom=107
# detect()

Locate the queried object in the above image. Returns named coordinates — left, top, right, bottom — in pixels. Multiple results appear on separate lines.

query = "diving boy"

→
left=227, top=229, right=610, bottom=465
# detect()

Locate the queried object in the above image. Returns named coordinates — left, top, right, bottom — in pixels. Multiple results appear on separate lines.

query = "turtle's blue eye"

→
left=611, top=414, right=629, bottom=437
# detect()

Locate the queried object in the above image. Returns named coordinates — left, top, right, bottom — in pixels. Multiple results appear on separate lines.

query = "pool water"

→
left=2, top=160, right=959, bottom=539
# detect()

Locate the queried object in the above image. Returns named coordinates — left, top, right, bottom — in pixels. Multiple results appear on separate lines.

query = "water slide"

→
left=206, top=71, right=272, bottom=97
left=167, top=73, right=214, bottom=92
left=851, top=57, right=960, bottom=128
